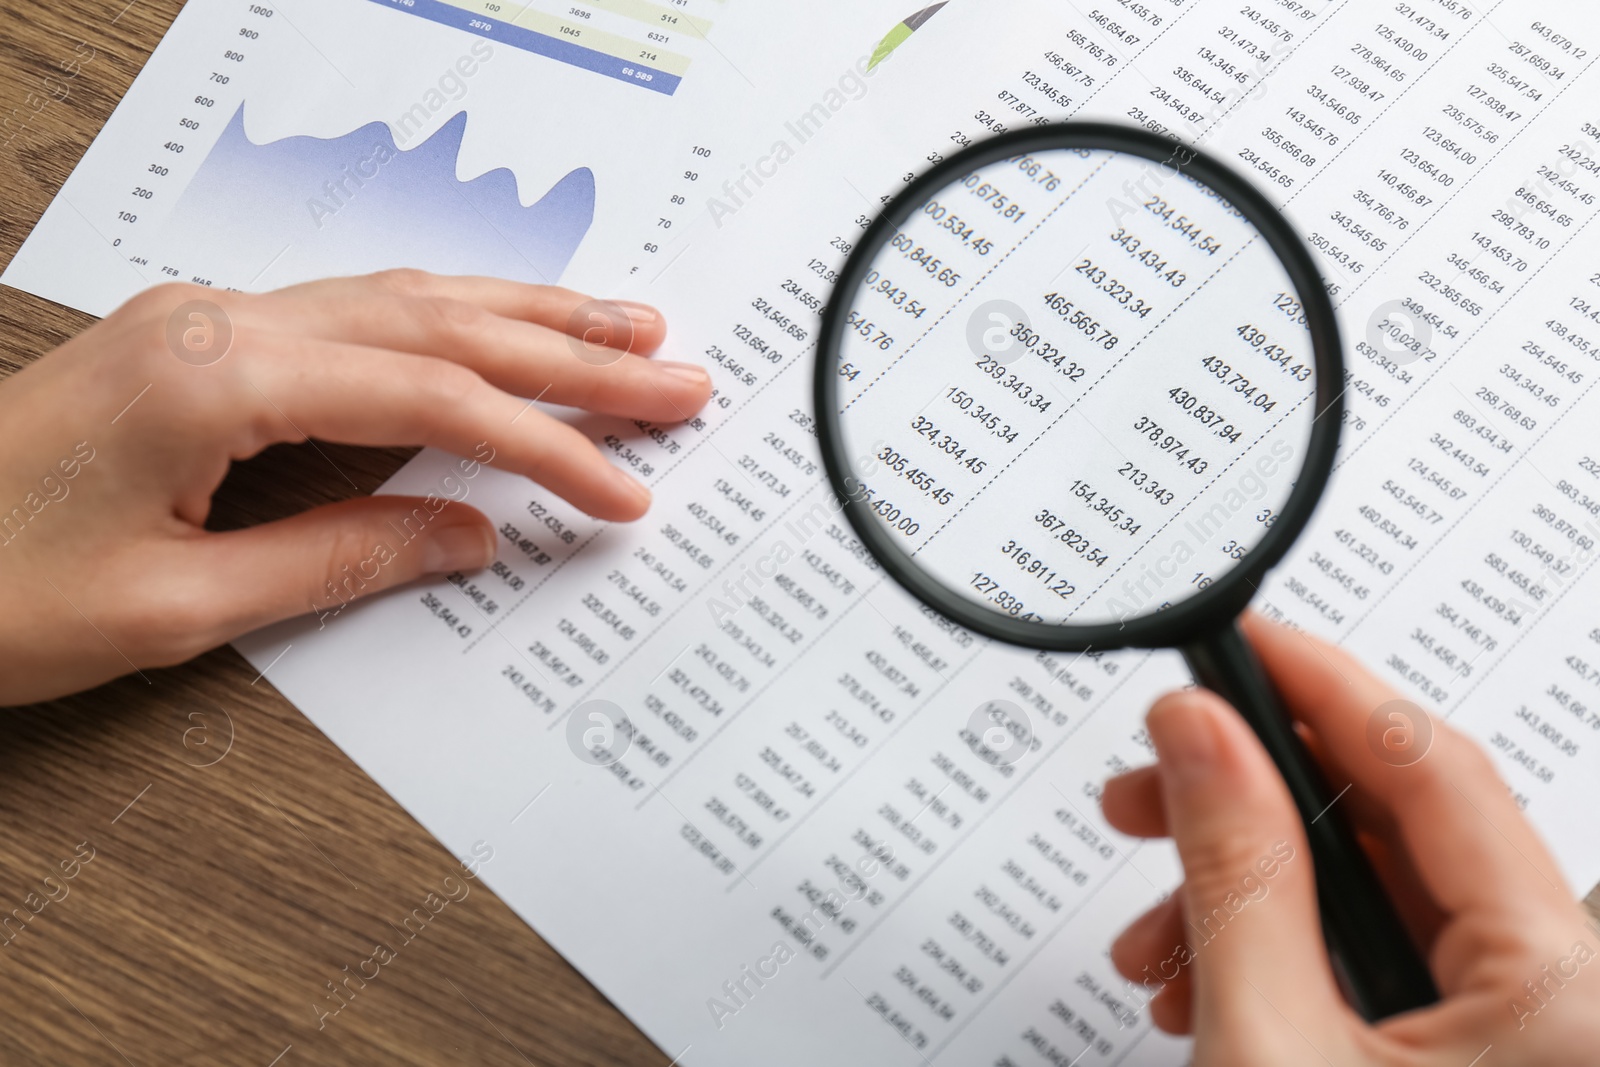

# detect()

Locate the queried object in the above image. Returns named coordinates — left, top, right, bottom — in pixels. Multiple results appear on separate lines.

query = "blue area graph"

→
left=163, top=105, right=595, bottom=288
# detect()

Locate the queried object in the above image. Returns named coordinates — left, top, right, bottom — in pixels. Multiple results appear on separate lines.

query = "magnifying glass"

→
left=815, top=122, right=1437, bottom=1020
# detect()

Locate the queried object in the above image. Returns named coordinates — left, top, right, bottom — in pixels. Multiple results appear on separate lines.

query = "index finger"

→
left=271, top=271, right=669, bottom=355
left=240, top=333, right=653, bottom=521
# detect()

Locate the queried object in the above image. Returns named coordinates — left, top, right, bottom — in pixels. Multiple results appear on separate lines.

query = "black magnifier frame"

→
left=815, top=121, right=1439, bottom=1020
left=816, top=121, right=1337, bottom=650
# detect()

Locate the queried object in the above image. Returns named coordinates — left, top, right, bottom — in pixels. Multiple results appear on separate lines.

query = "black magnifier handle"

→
left=1180, top=619, right=1439, bottom=1021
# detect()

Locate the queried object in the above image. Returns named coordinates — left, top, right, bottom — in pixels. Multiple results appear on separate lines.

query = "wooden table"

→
left=4, top=3, right=1598, bottom=1065
left=0, top=2, right=668, bottom=1063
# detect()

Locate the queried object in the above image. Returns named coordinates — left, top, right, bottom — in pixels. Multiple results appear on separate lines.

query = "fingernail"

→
left=613, top=300, right=660, bottom=328
left=610, top=464, right=652, bottom=508
left=656, top=360, right=709, bottom=384
left=1148, top=697, right=1220, bottom=788
left=423, top=523, right=496, bottom=574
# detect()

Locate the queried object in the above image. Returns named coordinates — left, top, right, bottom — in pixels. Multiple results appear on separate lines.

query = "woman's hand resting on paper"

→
left=1102, top=613, right=1600, bottom=1066
left=0, top=270, right=710, bottom=705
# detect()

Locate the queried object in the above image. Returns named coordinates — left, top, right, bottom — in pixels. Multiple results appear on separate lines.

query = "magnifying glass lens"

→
left=831, top=146, right=1319, bottom=632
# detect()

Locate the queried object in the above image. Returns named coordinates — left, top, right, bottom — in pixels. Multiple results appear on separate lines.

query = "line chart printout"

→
left=8, top=1, right=1600, bottom=1065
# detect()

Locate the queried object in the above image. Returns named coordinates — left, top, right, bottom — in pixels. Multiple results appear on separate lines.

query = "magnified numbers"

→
left=864, top=269, right=929, bottom=318
left=1011, top=153, right=1064, bottom=192
left=946, top=388, right=1021, bottom=443
left=999, top=539, right=1077, bottom=600
left=973, top=355, right=1053, bottom=413
left=1074, top=257, right=1155, bottom=318
left=1236, top=322, right=1312, bottom=381
left=921, top=200, right=996, bottom=255
left=1041, top=291, right=1119, bottom=350
left=877, top=445, right=956, bottom=506
left=887, top=232, right=964, bottom=287
left=845, top=309, right=896, bottom=351
left=1116, top=462, right=1177, bottom=505
left=1167, top=387, right=1245, bottom=443
left=1011, top=321, right=1086, bottom=380
left=1108, top=226, right=1189, bottom=287
left=968, top=573, right=1041, bottom=619
left=961, top=173, right=1030, bottom=223
left=1132, top=416, right=1212, bottom=474
left=1143, top=195, right=1225, bottom=255
left=1198, top=355, right=1279, bottom=412
left=1033, top=509, right=1111, bottom=566
left=909, top=415, right=990, bottom=474
left=860, top=483, right=922, bottom=538
left=1068, top=480, right=1144, bottom=536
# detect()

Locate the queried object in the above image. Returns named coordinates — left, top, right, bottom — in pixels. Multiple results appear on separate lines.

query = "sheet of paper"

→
left=7, top=1, right=1600, bottom=1064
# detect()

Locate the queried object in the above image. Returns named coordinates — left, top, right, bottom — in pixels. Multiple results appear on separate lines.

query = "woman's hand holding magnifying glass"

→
left=1103, top=614, right=1600, bottom=1066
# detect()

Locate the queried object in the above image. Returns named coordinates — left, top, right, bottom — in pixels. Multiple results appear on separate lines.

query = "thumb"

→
left=1148, top=690, right=1353, bottom=1057
left=179, top=495, right=497, bottom=641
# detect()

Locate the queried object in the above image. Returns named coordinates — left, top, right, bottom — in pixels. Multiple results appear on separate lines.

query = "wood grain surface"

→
left=0, top=2, right=671, bottom=1063
left=2, top=3, right=1597, bottom=1066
